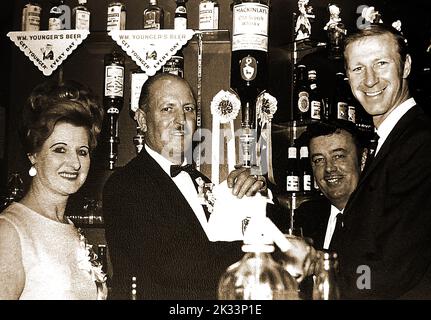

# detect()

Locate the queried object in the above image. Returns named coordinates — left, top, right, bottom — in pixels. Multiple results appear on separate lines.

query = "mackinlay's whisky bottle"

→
left=230, top=0, right=269, bottom=129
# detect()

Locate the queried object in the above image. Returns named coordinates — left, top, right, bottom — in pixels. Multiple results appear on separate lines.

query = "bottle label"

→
left=240, top=56, right=257, bottom=81
left=303, top=174, right=311, bottom=192
left=310, top=83, right=317, bottom=90
left=297, top=91, right=310, bottom=113
left=348, top=106, right=356, bottom=123
left=311, top=100, right=321, bottom=119
left=49, top=18, right=62, bottom=31
left=337, top=102, right=348, bottom=120
left=75, top=10, right=90, bottom=30
left=174, top=17, right=187, bottom=30
left=105, top=65, right=124, bottom=98
left=144, top=11, right=161, bottom=29
left=232, top=3, right=269, bottom=52
left=199, top=2, right=215, bottom=30
left=300, top=146, right=308, bottom=158
left=288, top=147, right=296, bottom=158
left=107, top=4, right=125, bottom=31
left=162, top=55, right=184, bottom=78
left=213, top=5, right=219, bottom=29
left=130, top=72, right=148, bottom=112
left=22, top=4, right=41, bottom=31
left=286, top=176, right=300, bottom=192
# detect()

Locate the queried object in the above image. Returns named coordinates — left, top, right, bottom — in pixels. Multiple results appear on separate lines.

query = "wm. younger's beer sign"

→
left=7, top=30, right=89, bottom=76
left=109, top=29, right=194, bottom=76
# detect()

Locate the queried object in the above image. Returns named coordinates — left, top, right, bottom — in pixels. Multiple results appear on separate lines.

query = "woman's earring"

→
left=29, top=165, right=37, bottom=177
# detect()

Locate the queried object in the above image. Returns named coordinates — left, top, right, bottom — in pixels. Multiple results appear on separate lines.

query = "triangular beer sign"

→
left=7, top=30, right=90, bottom=76
left=109, top=29, right=195, bottom=76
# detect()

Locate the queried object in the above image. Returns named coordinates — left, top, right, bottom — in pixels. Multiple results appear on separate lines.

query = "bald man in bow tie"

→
left=103, top=73, right=267, bottom=299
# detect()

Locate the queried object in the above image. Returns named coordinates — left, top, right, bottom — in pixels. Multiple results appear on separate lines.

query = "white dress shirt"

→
left=323, top=205, right=344, bottom=250
left=375, top=97, right=416, bottom=155
left=145, top=145, right=211, bottom=237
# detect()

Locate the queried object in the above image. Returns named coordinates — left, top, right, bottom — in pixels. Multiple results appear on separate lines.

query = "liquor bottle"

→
left=107, top=1, right=126, bottom=31
left=104, top=49, right=125, bottom=170
left=174, top=0, right=187, bottom=30
left=312, top=252, right=340, bottom=300
left=329, top=72, right=348, bottom=121
left=130, top=68, right=147, bottom=116
left=199, top=0, right=215, bottom=30
left=133, top=127, right=145, bottom=154
left=213, top=0, right=219, bottom=29
left=344, top=76, right=356, bottom=124
left=218, top=218, right=298, bottom=300
left=308, top=69, right=322, bottom=121
left=72, top=0, right=90, bottom=30
left=163, top=0, right=185, bottom=77
left=299, top=146, right=312, bottom=194
left=231, top=0, right=269, bottom=95
left=48, top=0, right=64, bottom=30
left=293, top=64, right=310, bottom=123
left=143, top=0, right=164, bottom=29
left=286, top=146, right=300, bottom=193
left=21, top=1, right=42, bottom=31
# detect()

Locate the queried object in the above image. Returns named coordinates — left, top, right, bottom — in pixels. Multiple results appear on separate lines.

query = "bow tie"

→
left=170, top=163, right=196, bottom=178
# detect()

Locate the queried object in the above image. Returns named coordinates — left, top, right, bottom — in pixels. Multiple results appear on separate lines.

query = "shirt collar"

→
left=375, top=97, right=416, bottom=154
left=145, top=144, right=174, bottom=176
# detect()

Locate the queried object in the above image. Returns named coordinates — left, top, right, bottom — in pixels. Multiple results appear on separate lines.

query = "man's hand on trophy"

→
left=227, top=165, right=267, bottom=198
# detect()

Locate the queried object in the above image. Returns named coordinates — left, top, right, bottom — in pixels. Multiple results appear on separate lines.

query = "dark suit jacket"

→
left=332, top=105, right=431, bottom=299
left=294, top=197, right=331, bottom=250
left=103, top=148, right=242, bottom=299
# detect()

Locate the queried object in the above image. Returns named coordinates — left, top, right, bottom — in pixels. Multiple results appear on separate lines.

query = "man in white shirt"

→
left=293, top=120, right=364, bottom=251
left=103, top=73, right=267, bottom=299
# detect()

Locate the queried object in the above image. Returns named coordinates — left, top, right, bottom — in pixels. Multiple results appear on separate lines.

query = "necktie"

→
left=170, top=164, right=212, bottom=220
left=362, top=132, right=380, bottom=173
left=329, top=212, right=344, bottom=251
left=170, top=163, right=196, bottom=178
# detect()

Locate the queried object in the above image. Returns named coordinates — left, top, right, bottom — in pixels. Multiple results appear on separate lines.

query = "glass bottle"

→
left=174, top=0, right=187, bottom=30
left=293, top=64, right=310, bottom=123
left=107, top=1, right=126, bottom=31
left=329, top=72, right=348, bottom=121
left=308, top=69, right=322, bottom=121
left=48, top=0, right=64, bottom=30
left=72, top=0, right=90, bottom=30
left=199, top=0, right=215, bottom=30
left=213, top=0, right=219, bottom=29
left=104, top=49, right=125, bottom=170
left=143, top=0, right=164, bottom=29
left=299, top=146, right=312, bottom=194
left=218, top=220, right=298, bottom=300
left=344, top=76, right=356, bottom=124
left=21, top=1, right=42, bottom=31
left=312, top=252, right=340, bottom=300
left=133, top=126, right=145, bottom=154
left=286, top=146, right=300, bottom=193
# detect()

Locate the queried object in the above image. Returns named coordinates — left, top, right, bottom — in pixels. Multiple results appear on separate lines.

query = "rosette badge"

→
left=256, top=91, right=277, bottom=127
left=210, top=90, right=241, bottom=123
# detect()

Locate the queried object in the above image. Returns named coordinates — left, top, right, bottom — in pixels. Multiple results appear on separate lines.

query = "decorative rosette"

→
left=256, top=91, right=278, bottom=128
left=76, top=228, right=108, bottom=300
left=210, top=90, right=241, bottom=124
left=210, top=90, right=240, bottom=184
left=256, top=91, right=278, bottom=185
